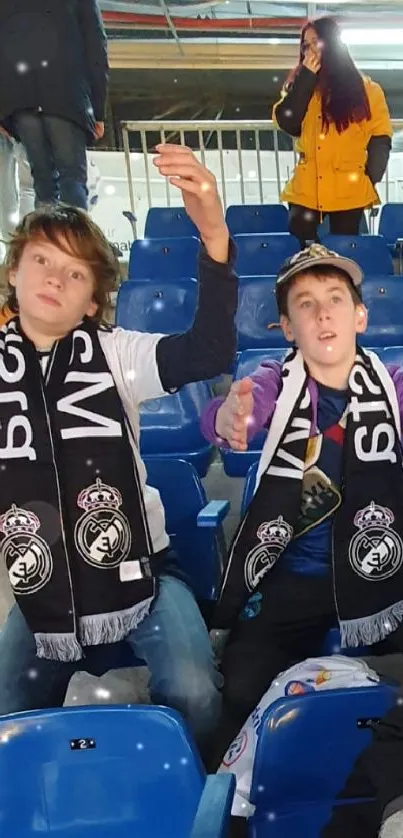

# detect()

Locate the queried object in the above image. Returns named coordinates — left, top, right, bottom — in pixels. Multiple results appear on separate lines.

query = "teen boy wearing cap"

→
left=201, top=243, right=403, bottom=763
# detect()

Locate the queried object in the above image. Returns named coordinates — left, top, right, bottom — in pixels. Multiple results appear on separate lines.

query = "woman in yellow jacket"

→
left=273, top=16, right=392, bottom=247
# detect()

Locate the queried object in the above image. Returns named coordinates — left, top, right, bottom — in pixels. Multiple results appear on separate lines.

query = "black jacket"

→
left=0, top=0, right=108, bottom=143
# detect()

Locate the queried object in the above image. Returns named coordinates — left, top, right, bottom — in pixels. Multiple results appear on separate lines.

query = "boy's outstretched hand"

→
left=215, top=378, right=254, bottom=451
left=153, top=143, right=229, bottom=263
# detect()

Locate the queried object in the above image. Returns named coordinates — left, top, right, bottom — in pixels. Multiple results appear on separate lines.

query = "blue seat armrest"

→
left=190, top=773, right=235, bottom=838
left=197, top=500, right=230, bottom=528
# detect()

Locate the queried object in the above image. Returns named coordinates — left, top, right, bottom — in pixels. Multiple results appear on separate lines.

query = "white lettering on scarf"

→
left=57, top=372, right=122, bottom=439
left=267, top=417, right=311, bottom=480
left=350, top=365, right=396, bottom=464
left=0, top=331, right=36, bottom=461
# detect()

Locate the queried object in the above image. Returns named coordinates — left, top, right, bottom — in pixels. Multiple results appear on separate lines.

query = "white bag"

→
left=218, top=655, right=379, bottom=817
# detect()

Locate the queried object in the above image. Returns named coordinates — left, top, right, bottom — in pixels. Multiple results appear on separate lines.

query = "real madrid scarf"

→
left=215, top=347, right=403, bottom=648
left=0, top=317, right=155, bottom=661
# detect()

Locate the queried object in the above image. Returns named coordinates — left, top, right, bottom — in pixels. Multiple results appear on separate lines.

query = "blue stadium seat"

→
left=249, top=685, right=395, bottom=838
left=360, top=276, right=403, bottom=346
left=226, top=204, right=288, bottom=236
left=383, top=346, right=403, bottom=366
left=378, top=202, right=403, bottom=250
left=144, top=457, right=228, bottom=601
left=116, top=278, right=197, bottom=334
left=0, top=705, right=234, bottom=838
left=322, top=234, right=394, bottom=275
left=128, top=236, right=199, bottom=281
left=81, top=457, right=229, bottom=675
left=236, top=277, right=287, bottom=353
left=140, top=383, right=213, bottom=477
left=234, top=233, right=299, bottom=276
left=144, top=207, right=199, bottom=239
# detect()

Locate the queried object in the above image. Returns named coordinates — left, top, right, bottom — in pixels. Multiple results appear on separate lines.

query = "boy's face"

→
left=9, top=236, right=98, bottom=338
left=280, top=273, right=367, bottom=378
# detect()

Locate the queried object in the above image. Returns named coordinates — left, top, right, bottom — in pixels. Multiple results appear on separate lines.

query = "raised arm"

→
left=273, top=64, right=318, bottom=137
left=152, top=145, right=238, bottom=391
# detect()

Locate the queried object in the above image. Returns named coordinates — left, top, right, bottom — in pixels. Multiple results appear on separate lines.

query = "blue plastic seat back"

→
left=128, top=236, right=199, bottom=281
left=0, top=705, right=205, bottom=838
left=383, top=345, right=403, bottom=366
left=322, top=234, right=394, bottom=275
left=226, top=205, right=288, bottom=236
left=144, top=457, right=223, bottom=600
left=116, top=278, right=197, bottom=334
left=250, top=685, right=395, bottom=832
left=234, top=347, right=288, bottom=380
left=360, top=276, right=403, bottom=346
left=140, top=383, right=213, bottom=478
left=144, top=207, right=199, bottom=239
left=234, top=233, right=299, bottom=276
left=236, top=276, right=286, bottom=351
left=378, top=203, right=403, bottom=248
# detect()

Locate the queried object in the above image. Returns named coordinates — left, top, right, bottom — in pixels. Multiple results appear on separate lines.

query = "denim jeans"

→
left=0, top=576, right=222, bottom=746
left=0, top=134, right=19, bottom=259
left=12, top=111, right=88, bottom=210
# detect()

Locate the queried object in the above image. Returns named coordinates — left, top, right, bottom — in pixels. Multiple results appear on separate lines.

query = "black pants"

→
left=209, top=567, right=336, bottom=770
left=289, top=203, right=364, bottom=249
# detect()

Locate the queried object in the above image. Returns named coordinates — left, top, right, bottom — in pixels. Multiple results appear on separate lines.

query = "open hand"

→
left=215, top=378, right=254, bottom=451
left=303, top=47, right=321, bottom=74
left=153, top=144, right=228, bottom=260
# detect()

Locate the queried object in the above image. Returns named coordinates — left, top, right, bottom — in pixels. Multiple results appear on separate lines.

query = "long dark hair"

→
left=288, top=16, right=371, bottom=134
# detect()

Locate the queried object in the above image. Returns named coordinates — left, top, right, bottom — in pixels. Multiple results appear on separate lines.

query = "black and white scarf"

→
left=0, top=317, right=155, bottom=661
left=215, top=347, right=403, bottom=648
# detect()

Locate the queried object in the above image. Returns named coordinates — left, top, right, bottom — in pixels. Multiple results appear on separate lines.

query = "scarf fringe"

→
left=340, top=600, right=403, bottom=648
left=35, top=632, right=84, bottom=662
left=34, top=598, right=154, bottom=662
left=79, top=597, right=154, bottom=647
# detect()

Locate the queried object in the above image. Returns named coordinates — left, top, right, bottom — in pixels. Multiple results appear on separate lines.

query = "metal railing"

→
left=121, top=118, right=403, bottom=238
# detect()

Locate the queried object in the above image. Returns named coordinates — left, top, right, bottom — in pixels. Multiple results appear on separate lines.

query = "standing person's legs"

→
left=210, top=568, right=336, bottom=769
left=126, top=575, right=222, bottom=750
left=12, top=112, right=58, bottom=207
left=0, top=135, right=19, bottom=251
left=43, top=116, right=88, bottom=210
left=329, top=208, right=364, bottom=236
left=288, top=203, right=321, bottom=248
left=0, top=605, right=77, bottom=715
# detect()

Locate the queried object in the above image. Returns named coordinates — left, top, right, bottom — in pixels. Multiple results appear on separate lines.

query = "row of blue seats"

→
left=144, top=202, right=403, bottom=250
left=127, top=233, right=397, bottom=281
left=1, top=684, right=396, bottom=837
left=117, top=274, right=403, bottom=358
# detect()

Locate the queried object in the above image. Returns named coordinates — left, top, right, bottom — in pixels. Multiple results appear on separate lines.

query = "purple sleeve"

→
left=200, top=361, right=282, bottom=447
left=387, top=365, right=403, bottom=426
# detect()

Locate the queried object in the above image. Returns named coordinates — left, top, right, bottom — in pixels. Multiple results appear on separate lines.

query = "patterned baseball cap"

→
left=276, top=243, right=363, bottom=300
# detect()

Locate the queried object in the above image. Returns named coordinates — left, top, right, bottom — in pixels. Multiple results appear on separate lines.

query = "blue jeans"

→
left=12, top=111, right=88, bottom=210
left=0, top=576, right=222, bottom=746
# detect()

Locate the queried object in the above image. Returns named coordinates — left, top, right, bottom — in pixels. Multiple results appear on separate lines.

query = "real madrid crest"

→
left=349, top=501, right=403, bottom=581
left=74, top=479, right=131, bottom=569
left=244, top=516, right=293, bottom=591
left=0, top=505, right=53, bottom=595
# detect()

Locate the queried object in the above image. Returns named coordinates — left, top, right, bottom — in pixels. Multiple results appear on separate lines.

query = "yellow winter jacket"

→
left=0, top=306, right=12, bottom=328
left=273, top=76, right=392, bottom=212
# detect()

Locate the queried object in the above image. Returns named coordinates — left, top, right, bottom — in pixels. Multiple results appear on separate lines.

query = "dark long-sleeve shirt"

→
left=157, top=240, right=238, bottom=391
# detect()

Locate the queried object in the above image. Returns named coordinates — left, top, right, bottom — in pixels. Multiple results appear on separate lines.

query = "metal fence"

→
left=121, top=118, right=403, bottom=238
